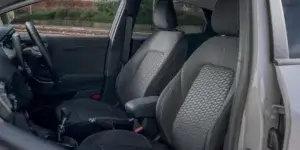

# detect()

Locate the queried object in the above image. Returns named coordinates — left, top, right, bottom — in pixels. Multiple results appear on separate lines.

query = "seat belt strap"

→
left=121, top=16, right=134, bottom=65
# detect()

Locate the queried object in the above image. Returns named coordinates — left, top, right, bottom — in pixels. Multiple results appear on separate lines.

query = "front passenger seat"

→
left=77, top=0, right=239, bottom=149
left=56, top=0, right=187, bottom=140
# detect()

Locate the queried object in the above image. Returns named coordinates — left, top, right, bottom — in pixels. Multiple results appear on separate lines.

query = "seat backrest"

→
left=116, top=0, right=188, bottom=104
left=156, top=0, right=239, bottom=149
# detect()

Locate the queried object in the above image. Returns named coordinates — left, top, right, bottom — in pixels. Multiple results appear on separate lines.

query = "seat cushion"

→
left=56, top=99, right=128, bottom=124
left=57, top=99, right=132, bottom=142
left=78, top=130, right=169, bottom=150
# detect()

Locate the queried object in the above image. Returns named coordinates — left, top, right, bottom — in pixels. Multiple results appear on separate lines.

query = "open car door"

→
left=269, top=0, right=300, bottom=149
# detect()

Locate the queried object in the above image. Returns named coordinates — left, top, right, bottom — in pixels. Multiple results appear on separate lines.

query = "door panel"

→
left=275, top=64, right=300, bottom=150
left=46, top=35, right=109, bottom=93
left=21, top=34, right=109, bottom=95
left=46, top=36, right=108, bottom=75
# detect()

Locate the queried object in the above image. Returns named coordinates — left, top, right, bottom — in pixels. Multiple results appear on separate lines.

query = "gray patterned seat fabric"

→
left=56, top=0, right=187, bottom=140
left=77, top=0, right=239, bottom=149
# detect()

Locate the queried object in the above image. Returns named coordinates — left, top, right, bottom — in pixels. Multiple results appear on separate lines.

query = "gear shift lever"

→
left=58, top=108, right=71, bottom=142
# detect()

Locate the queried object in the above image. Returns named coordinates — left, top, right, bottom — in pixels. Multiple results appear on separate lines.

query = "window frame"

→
left=268, top=0, right=290, bottom=60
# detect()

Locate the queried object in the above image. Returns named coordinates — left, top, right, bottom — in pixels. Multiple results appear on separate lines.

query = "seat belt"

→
left=121, top=16, right=134, bottom=66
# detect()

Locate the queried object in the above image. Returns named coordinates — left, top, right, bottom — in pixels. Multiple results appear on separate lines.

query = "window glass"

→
left=281, top=0, right=300, bottom=58
left=174, top=2, right=206, bottom=34
left=12, top=0, right=119, bottom=36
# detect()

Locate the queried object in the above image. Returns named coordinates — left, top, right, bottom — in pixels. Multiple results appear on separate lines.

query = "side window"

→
left=133, top=0, right=153, bottom=36
left=281, top=0, right=300, bottom=58
left=12, top=0, right=119, bottom=36
left=174, top=2, right=206, bottom=34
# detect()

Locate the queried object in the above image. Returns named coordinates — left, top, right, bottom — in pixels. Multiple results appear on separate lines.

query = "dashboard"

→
left=0, top=26, right=62, bottom=150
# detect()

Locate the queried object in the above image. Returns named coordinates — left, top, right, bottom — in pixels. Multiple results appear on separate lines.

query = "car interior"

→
left=0, top=0, right=241, bottom=149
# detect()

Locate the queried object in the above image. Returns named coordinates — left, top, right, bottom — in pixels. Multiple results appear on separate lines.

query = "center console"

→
left=0, top=81, right=78, bottom=150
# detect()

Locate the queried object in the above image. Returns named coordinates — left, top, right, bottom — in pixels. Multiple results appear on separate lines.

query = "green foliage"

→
left=90, top=12, right=113, bottom=23
left=54, top=9, right=68, bottom=20
left=31, top=10, right=56, bottom=20
left=14, top=0, right=204, bottom=27
left=66, top=10, right=83, bottom=20
left=94, top=0, right=119, bottom=16
left=14, top=11, right=29, bottom=20
left=13, top=0, right=120, bottom=24
left=79, top=10, right=96, bottom=20
left=135, top=0, right=153, bottom=24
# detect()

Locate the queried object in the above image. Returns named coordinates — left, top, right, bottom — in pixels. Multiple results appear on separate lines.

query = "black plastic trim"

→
left=274, top=59, right=300, bottom=66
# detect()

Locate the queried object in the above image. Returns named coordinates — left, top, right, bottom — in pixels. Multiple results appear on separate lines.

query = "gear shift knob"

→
left=60, top=107, right=71, bottom=120
left=58, top=107, right=71, bottom=142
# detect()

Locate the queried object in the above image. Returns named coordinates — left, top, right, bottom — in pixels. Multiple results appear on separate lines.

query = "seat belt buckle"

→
left=91, top=93, right=101, bottom=100
left=128, top=118, right=135, bottom=122
left=134, top=126, right=144, bottom=133
left=129, top=118, right=143, bottom=133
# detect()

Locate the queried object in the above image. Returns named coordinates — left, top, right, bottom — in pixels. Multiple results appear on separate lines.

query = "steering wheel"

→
left=24, top=22, right=60, bottom=84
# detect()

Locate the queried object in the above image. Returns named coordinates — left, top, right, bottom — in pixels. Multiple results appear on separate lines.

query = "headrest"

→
left=211, top=0, right=239, bottom=36
left=153, top=0, right=178, bottom=30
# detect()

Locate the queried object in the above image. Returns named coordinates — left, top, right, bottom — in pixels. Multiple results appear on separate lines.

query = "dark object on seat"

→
left=56, top=99, right=128, bottom=125
left=56, top=0, right=187, bottom=140
left=78, top=0, right=239, bottom=149
left=125, top=96, right=159, bottom=118
left=56, top=99, right=131, bottom=142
